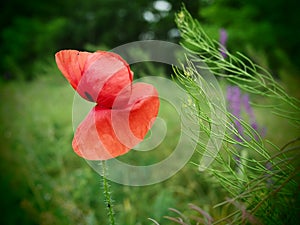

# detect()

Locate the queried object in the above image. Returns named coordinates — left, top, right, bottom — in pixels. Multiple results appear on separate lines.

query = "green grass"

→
left=0, top=69, right=299, bottom=224
left=0, top=74, right=198, bottom=225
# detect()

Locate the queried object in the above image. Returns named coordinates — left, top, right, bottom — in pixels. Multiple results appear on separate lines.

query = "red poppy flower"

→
left=55, top=50, right=160, bottom=160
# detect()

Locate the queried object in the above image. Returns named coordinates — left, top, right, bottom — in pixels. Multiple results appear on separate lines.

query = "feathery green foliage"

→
left=150, top=6, right=300, bottom=225
left=176, top=6, right=300, bottom=125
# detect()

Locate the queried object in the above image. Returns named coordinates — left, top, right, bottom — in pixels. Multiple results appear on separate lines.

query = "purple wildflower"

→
left=219, top=28, right=228, bottom=58
left=227, top=86, right=243, bottom=142
left=242, top=94, right=258, bottom=134
left=227, top=86, right=266, bottom=142
left=242, top=94, right=266, bottom=140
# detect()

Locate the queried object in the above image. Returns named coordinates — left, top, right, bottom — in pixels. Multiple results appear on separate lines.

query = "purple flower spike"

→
left=227, top=86, right=243, bottom=142
left=242, top=94, right=256, bottom=125
left=242, top=94, right=264, bottom=140
left=219, top=28, right=228, bottom=58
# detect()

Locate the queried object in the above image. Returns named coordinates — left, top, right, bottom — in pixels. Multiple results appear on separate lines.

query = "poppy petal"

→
left=110, top=82, right=160, bottom=146
left=55, top=50, right=133, bottom=107
left=55, top=50, right=90, bottom=89
left=72, top=83, right=159, bottom=160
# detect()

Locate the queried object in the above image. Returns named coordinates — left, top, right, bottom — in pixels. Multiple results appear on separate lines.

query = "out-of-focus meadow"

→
left=1, top=1, right=299, bottom=224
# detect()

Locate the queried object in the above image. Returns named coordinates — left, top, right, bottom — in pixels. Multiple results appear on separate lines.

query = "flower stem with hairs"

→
left=102, top=161, right=115, bottom=225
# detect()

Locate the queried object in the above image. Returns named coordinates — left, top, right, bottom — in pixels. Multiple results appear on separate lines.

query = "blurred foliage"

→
left=2, top=0, right=298, bottom=81
left=0, top=0, right=200, bottom=80
left=198, top=0, right=300, bottom=76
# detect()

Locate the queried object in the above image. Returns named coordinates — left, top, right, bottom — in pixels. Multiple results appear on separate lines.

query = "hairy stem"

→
left=102, top=161, right=115, bottom=225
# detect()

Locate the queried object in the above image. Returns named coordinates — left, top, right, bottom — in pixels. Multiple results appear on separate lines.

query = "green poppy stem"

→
left=101, top=161, right=115, bottom=225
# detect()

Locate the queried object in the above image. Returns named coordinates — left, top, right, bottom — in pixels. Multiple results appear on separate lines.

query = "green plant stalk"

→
left=175, top=6, right=300, bottom=126
left=171, top=6, right=300, bottom=224
left=102, top=161, right=115, bottom=225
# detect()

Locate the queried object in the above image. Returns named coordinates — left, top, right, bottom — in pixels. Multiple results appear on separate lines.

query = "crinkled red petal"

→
left=55, top=50, right=89, bottom=89
left=55, top=50, right=133, bottom=107
left=72, top=83, right=159, bottom=160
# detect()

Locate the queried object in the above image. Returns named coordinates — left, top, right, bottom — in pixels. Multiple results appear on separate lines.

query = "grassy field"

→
left=0, top=66, right=299, bottom=224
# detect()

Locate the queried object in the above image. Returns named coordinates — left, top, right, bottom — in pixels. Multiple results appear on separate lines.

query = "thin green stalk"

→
left=102, top=161, right=115, bottom=225
left=250, top=166, right=300, bottom=215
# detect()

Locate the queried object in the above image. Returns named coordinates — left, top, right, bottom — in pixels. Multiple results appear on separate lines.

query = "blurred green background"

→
left=0, top=0, right=299, bottom=224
